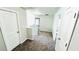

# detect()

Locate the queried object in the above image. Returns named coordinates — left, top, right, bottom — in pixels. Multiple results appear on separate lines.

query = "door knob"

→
left=74, top=13, right=76, bottom=18
left=58, top=37, right=61, bottom=40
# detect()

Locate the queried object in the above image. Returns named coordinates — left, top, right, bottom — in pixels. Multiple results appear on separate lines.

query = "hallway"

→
left=1, top=7, right=79, bottom=51
left=13, top=32, right=55, bottom=51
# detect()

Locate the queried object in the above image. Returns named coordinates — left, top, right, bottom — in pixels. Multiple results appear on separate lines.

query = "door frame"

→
left=35, top=17, right=40, bottom=35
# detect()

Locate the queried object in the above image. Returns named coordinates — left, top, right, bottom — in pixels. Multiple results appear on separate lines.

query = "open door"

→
left=0, top=10, right=19, bottom=51
left=55, top=8, right=78, bottom=51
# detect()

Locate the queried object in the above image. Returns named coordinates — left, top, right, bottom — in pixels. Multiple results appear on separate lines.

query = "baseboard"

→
left=40, top=31, right=52, bottom=33
left=20, top=38, right=28, bottom=44
left=26, top=38, right=31, bottom=39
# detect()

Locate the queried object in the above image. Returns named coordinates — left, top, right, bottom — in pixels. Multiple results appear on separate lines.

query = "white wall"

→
left=0, top=7, right=27, bottom=43
left=39, top=15, right=53, bottom=32
left=26, top=10, right=35, bottom=28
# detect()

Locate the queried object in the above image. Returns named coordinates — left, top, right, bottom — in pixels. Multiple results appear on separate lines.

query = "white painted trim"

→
left=20, top=38, right=27, bottom=44
left=20, top=37, right=34, bottom=44
left=26, top=38, right=32, bottom=40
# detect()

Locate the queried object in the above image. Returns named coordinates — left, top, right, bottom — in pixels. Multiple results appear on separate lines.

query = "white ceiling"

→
left=34, top=7, right=60, bottom=16
left=22, top=7, right=60, bottom=16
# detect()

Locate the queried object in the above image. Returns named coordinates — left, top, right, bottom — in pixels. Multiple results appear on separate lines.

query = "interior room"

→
left=0, top=7, right=79, bottom=51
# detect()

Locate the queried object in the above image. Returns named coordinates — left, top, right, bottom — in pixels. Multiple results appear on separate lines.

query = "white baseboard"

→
left=26, top=38, right=34, bottom=40
left=20, top=37, right=35, bottom=44
left=20, top=38, right=28, bottom=44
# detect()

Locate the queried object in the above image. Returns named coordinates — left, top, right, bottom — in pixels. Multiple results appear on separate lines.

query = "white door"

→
left=55, top=8, right=78, bottom=51
left=68, top=11, right=79, bottom=51
left=0, top=10, right=19, bottom=51
left=0, top=28, right=7, bottom=51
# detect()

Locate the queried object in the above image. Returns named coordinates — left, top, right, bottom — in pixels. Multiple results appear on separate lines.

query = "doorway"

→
left=35, top=18, right=40, bottom=35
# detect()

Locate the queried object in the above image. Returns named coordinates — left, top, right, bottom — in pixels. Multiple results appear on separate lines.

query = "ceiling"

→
left=22, top=7, right=60, bottom=16
left=35, top=7, right=60, bottom=16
